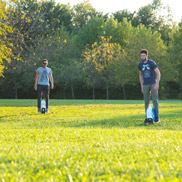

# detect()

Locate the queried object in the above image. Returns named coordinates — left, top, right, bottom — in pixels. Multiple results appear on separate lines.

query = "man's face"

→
left=42, top=61, right=48, bottom=67
left=141, top=53, right=147, bottom=61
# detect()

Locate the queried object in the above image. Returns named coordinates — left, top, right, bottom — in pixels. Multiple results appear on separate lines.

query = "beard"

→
left=141, top=57, right=147, bottom=62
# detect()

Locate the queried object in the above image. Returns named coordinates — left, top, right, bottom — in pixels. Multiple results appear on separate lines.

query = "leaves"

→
left=82, top=36, right=122, bottom=91
left=0, top=0, right=14, bottom=76
left=0, top=0, right=181, bottom=99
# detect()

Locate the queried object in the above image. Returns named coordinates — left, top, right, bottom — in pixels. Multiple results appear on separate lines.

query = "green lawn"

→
left=0, top=99, right=182, bottom=181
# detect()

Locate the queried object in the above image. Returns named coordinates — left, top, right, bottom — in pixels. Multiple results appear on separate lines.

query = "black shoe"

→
left=144, top=118, right=148, bottom=124
left=155, top=116, right=160, bottom=123
left=148, top=118, right=154, bottom=124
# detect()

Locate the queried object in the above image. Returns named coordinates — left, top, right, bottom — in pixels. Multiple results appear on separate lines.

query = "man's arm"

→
left=49, top=73, right=54, bottom=89
left=34, top=72, right=39, bottom=91
left=154, top=68, right=161, bottom=91
left=139, top=71, right=143, bottom=94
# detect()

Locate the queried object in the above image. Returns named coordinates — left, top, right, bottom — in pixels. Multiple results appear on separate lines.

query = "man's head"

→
left=42, top=59, right=48, bottom=68
left=140, top=49, right=148, bottom=62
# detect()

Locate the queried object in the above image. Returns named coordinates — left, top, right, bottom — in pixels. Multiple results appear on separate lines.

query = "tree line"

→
left=0, top=0, right=182, bottom=100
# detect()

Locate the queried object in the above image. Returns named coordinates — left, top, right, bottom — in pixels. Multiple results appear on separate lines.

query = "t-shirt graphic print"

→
left=138, top=60, right=157, bottom=85
left=36, top=67, right=52, bottom=85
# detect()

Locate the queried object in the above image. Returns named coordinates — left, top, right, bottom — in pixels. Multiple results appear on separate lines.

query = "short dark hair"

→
left=140, top=49, right=148, bottom=56
left=42, top=59, right=48, bottom=63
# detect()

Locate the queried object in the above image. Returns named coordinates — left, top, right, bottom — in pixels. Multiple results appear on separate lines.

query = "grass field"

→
left=0, top=99, right=182, bottom=181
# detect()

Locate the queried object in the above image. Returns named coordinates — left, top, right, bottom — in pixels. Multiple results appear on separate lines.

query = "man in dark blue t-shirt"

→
left=138, top=49, right=161, bottom=124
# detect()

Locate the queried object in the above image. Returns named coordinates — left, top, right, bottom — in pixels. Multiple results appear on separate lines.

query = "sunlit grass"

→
left=0, top=100, right=182, bottom=181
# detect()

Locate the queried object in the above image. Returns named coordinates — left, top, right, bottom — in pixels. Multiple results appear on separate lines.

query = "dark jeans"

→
left=37, top=85, right=50, bottom=109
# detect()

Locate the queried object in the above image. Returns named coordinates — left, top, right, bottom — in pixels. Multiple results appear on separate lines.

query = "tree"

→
left=98, top=17, right=134, bottom=49
left=82, top=50, right=103, bottom=100
left=0, top=0, right=14, bottom=76
left=75, top=17, right=105, bottom=50
left=72, top=0, right=99, bottom=32
left=111, top=50, right=128, bottom=100
left=59, top=62, right=83, bottom=99
left=1, top=59, right=35, bottom=99
left=82, top=36, right=122, bottom=100
left=6, top=0, right=73, bottom=57
left=169, top=21, right=182, bottom=98
left=39, top=0, right=73, bottom=32
left=114, top=24, right=176, bottom=99
left=75, top=17, right=133, bottom=50
left=31, top=27, right=81, bottom=99
left=112, top=0, right=173, bottom=44
left=112, top=9, right=135, bottom=23
left=2, top=0, right=74, bottom=98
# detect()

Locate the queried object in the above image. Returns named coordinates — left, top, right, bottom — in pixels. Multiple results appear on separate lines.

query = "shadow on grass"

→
left=0, top=115, right=17, bottom=119
left=55, top=113, right=182, bottom=131
left=0, top=113, right=40, bottom=122
left=0, top=105, right=181, bottom=131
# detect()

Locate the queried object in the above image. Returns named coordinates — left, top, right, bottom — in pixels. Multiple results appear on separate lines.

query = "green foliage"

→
left=0, top=0, right=181, bottom=99
left=76, top=17, right=133, bottom=50
left=168, top=21, right=182, bottom=98
left=0, top=0, right=14, bottom=76
left=75, top=17, right=105, bottom=49
left=72, top=0, right=99, bottom=31
left=121, top=24, right=175, bottom=83
left=112, top=0, right=173, bottom=44
left=112, top=9, right=134, bottom=23
left=82, top=36, right=122, bottom=99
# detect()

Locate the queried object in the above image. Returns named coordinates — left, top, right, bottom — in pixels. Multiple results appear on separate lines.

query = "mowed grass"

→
left=0, top=99, right=182, bottom=182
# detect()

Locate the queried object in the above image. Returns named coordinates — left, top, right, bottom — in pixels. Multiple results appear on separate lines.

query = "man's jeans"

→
left=143, top=84, right=159, bottom=118
left=37, top=85, right=50, bottom=109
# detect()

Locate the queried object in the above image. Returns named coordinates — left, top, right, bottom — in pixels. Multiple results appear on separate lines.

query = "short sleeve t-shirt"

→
left=138, top=60, right=157, bottom=85
left=36, top=67, right=52, bottom=85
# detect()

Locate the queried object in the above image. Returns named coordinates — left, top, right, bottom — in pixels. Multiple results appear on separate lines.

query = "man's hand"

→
left=153, top=83, right=159, bottom=91
left=49, top=73, right=54, bottom=90
left=141, top=85, right=143, bottom=94
left=34, top=85, right=37, bottom=91
left=154, top=68, right=160, bottom=92
left=34, top=72, right=39, bottom=91
left=139, top=71, right=143, bottom=94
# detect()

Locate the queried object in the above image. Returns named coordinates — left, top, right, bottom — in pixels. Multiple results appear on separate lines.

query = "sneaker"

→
left=148, top=118, right=154, bottom=124
left=144, top=118, right=148, bottom=124
left=38, top=109, right=41, bottom=113
left=45, top=108, right=49, bottom=113
left=155, top=116, right=160, bottom=123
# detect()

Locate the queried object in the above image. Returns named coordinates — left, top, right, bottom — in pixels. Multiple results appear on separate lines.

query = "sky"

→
left=55, top=0, right=182, bottom=23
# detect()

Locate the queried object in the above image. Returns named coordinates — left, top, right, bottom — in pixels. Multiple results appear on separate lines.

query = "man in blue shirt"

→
left=34, top=59, right=54, bottom=113
left=138, top=49, right=161, bottom=124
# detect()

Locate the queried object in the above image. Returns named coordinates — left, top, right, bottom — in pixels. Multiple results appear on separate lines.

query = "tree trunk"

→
left=106, top=83, right=109, bottom=100
left=15, top=86, right=18, bottom=99
left=179, top=83, right=182, bottom=99
left=62, top=86, right=66, bottom=99
left=93, top=87, right=95, bottom=100
left=122, top=84, right=126, bottom=100
left=71, top=85, right=75, bottom=99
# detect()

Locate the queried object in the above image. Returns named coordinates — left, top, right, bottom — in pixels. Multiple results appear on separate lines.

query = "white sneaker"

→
left=155, top=117, right=160, bottom=123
